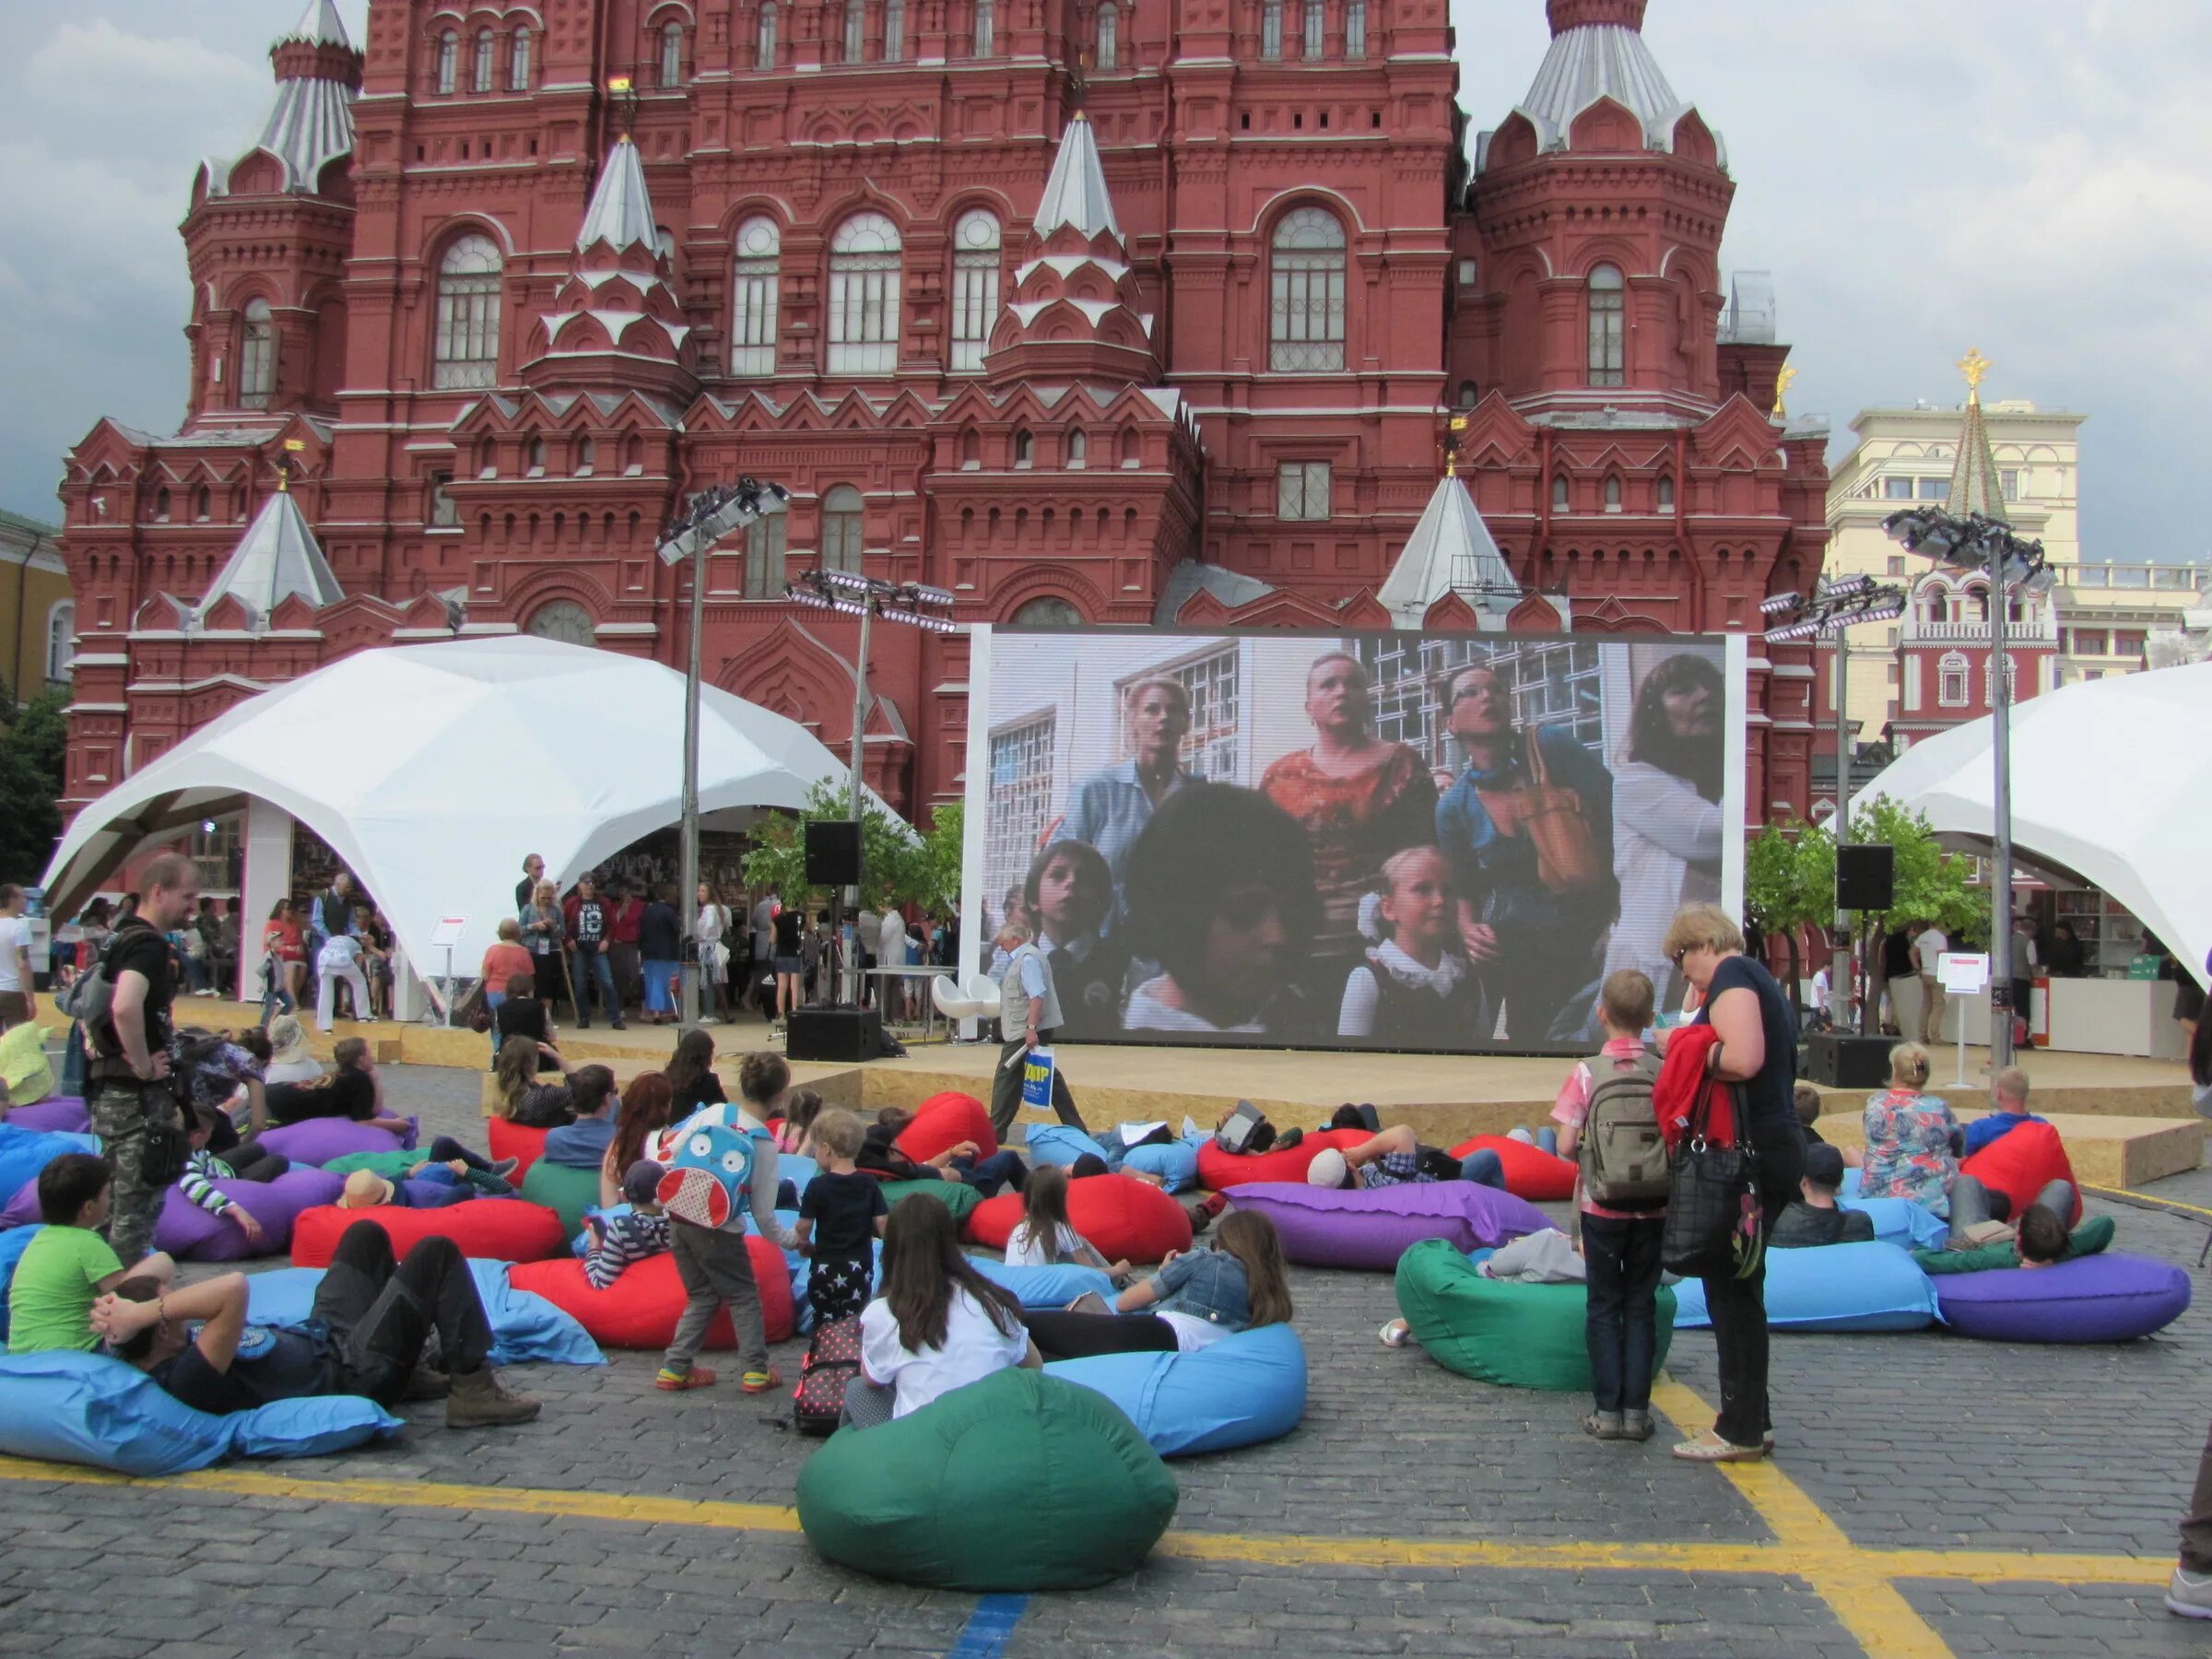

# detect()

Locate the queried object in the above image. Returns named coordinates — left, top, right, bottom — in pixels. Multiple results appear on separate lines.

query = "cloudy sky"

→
left=0, top=0, right=2201, bottom=560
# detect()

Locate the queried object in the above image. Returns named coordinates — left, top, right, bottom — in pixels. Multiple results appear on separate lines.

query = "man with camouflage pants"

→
left=87, top=852, right=196, bottom=1265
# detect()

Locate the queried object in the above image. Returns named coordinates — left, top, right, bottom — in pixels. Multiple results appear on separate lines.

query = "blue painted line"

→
left=947, top=1593, right=1030, bottom=1659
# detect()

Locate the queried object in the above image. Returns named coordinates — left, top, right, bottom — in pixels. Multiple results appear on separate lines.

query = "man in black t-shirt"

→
left=561, top=877, right=625, bottom=1030
left=88, top=852, right=196, bottom=1265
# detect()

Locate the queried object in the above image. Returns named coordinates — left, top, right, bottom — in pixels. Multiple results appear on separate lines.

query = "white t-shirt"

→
left=317, top=935, right=362, bottom=973
left=1004, top=1220, right=1086, bottom=1268
left=879, top=911, right=907, bottom=966
left=1158, top=1311, right=1231, bottom=1354
left=1915, top=929, right=1949, bottom=973
left=0, top=915, right=29, bottom=992
left=858, top=1286, right=1030, bottom=1419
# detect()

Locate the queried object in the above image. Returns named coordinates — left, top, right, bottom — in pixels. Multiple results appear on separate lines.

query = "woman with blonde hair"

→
left=1858, top=1041, right=1960, bottom=1216
left=520, top=879, right=569, bottom=1015
left=492, top=1034, right=583, bottom=1126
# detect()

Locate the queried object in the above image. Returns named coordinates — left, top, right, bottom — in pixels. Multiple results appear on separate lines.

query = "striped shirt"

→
left=179, top=1149, right=240, bottom=1218
left=583, top=1210, right=671, bottom=1288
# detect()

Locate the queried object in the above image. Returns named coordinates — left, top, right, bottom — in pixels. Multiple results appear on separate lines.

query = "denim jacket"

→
left=1149, top=1247, right=1251, bottom=1331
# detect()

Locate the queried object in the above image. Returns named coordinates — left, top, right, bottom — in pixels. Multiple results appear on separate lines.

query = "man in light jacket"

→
left=988, top=922, right=1087, bottom=1141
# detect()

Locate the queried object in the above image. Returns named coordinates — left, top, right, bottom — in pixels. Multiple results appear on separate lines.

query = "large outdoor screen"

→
left=962, top=627, right=1747, bottom=1055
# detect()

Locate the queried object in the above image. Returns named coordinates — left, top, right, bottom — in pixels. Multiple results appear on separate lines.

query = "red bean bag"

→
left=290, top=1199, right=570, bottom=1268
left=895, top=1091, right=998, bottom=1163
left=966, top=1176, right=1193, bottom=1264
left=487, top=1119, right=549, bottom=1181
left=1446, top=1135, right=1579, bottom=1202
left=1959, top=1119, right=2082, bottom=1226
left=509, top=1241, right=794, bottom=1347
left=1195, top=1127, right=1369, bottom=1194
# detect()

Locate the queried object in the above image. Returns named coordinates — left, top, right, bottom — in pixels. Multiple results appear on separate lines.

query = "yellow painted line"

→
left=2083, top=1182, right=2212, bottom=1220
left=1156, top=1530, right=1781, bottom=1573
left=1860, top=1547, right=2171, bottom=1588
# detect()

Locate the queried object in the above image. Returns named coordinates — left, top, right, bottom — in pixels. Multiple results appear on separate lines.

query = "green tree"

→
left=1744, top=818, right=1831, bottom=1000
left=1831, top=795, right=1991, bottom=1031
left=738, top=782, right=957, bottom=912
left=0, top=682, right=67, bottom=887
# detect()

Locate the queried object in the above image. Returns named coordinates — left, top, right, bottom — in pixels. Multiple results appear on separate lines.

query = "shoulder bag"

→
left=1658, top=1076, right=1764, bottom=1281
left=1523, top=727, right=1604, bottom=894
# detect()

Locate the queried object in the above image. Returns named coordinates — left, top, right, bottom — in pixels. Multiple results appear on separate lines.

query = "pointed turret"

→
left=191, top=485, right=344, bottom=629
left=1377, top=471, right=1522, bottom=629
left=984, top=113, right=1159, bottom=387
left=1947, top=350, right=2008, bottom=522
left=1478, top=0, right=1720, bottom=174
left=198, top=0, right=361, bottom=198
left=520, top=136, right=700, bottom=400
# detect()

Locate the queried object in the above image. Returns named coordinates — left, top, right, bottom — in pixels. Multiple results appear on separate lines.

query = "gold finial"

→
left=1958, top=347, right=1991, bottom=406
left=1443, top=414, right=1468, bottom=477
left=1771, top=364, right=1797, bottom=420
left=278, top=439, right=304, bottom=493
left=607, top=76, right=632, bottom=93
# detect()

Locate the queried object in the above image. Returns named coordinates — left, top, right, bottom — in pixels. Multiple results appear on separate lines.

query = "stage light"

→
left=1760, top=592, right=1804, bottom=617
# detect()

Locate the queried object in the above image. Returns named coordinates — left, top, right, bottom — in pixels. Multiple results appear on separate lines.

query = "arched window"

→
left=1118, top=427, right=1140, bottom=468
left=730, top=217, right=781, bottom=376
left=1346, top=0, right=1367, bottom=57
left=1262, top=0, right=1283, bottom=59
left=575, top=438, right=597, bottom=476
left=1604, top=475, right=1623, bottom=512
left=435, top=29, right=458, bottom=94
left=1587, top=263, right=1625, bottom=387
left=828, top=212, right=902, bottom=373
left=1269, top=207, right=1346, bottom=371
left=973, top=0, right=995, bottom=54
left=525, top=600, right=594, bottom=645
left=1303, top=0, right=1324, bottom=58
left=195, top=486, right=212, bottom=523
left=1551, top=474, right=1571, bottom=512
left=239, top=299, right=276, bottom=408
left=659, top=21, right=686, bottom=86
left=1656, top=474, right=1676, bottom=510
left=744, top=513, right=787, bottom=597
left=432, top=233, right=504, bottom=388
left=526, top=436, right=547, bottom=475
left=842, top=3, right=864, bottom=61
left=886, top=0, right=906, bottom=59
left=1013, top=596, right=1082, bottom=627
left=1967, top=582, right=1990, bottom=623
left=1067, top=429, right=1088, bottom=469
left=821, top=485, right=865, bottom=572
left=959, top=429, right=982, bottom=468
left=474, top=28, right=495, bottom=91
left=949, top=209, right=1001, bottom=373
left=1013, top=430, right=1034, bottom=467
left=1937, top=651, right=1970, bottom=708
left=44, top=601, right=75, bottom=684
left=1455, top=380, right=1478, bottom=407
left=757, top=2, right=778, bottom=66
left=510, top=26, right=533, bottom=88
left=1096, top=3, right=1119, bottom=68
left=154, top=488, right=171, bottom=523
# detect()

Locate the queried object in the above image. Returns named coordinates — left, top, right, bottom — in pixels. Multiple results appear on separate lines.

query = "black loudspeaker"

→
left=1805, top=1031, right=1894, bottom=1089
left=787, top=1006, right=886, bottom=1063
left=805, top=820, right=862, bottom=887
left=1836, top=843, right=1896, bottom=912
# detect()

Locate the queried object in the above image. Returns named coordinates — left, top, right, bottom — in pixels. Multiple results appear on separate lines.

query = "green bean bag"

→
left=796, top=1368, right=1178, bottom=1591
left=1394, top=1239, right=1678, bottom=1393
left=876, top=1178, right=982, bottom=1226
left=520, top=1159, right=603, bottom=1239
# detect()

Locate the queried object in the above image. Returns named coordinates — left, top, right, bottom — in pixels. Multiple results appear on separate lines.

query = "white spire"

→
left=1377, top=473, right=1521, bottom=627
left=577, top=136, right=658, bottom=254
left=1033, top=113, right=1123, bottom=241
left=202, top=0, right=357, bottom=197
left=195, top=488, right=345, bottom=624
left=286, top=0, right=353, bottom=48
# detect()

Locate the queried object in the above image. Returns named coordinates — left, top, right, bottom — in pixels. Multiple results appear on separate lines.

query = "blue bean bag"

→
left=1841, top=1194, right=1950, bottom=1252
left=1121, top=1136, right=1204, bottom=1193
left=0, top=1349, right=398, bottom=1476
left=0, top=1124, right=102, bottom=1206
left=1025, top=1124, right=1112, bottom=1167
left=778, top=1154, right=819, bottom=1195
left=1671, top=1241, right=1938, bottom=1333
left=1932, top=1252, right=2192, bottom=1343
left=1229, top=1180, right=1551, bottom=1271
left=971, top=1255, right=1115, bottom=1309
left=1048, top=1323, right=1306, bottom=1456
left=243, top=1261, right=604, bottom=1368
left=0, top=1223, right=43, bottom=1341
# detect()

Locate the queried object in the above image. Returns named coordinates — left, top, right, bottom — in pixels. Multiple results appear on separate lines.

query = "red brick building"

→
left=54, top=0, right=1826, bottom=830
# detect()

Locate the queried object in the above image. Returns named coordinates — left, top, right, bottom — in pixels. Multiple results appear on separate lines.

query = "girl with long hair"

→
left=846, top=1197, right=1039, bottom=1427
left=1019, top=1208, right=1293, bottom=1360
left=492, top=1034, right=582, bottom=1126
left=600, top=1070, right=674, bottom=1208
left=774, top=1086, right=825, bottom=1156
left=666, top=1028, right=728, bottom=1116
left=1006, top=1165, right=1130, bottom=1280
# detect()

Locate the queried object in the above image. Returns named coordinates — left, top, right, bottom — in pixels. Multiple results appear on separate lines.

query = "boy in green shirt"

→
left=6, top=1153, right=174, bottom=1355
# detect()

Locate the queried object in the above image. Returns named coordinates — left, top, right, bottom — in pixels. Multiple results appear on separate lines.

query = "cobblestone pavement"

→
left=3, top=1062, right=2207, bottom=1657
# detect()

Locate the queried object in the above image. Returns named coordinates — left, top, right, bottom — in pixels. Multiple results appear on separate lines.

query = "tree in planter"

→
left=1842, top=795, right=1991, bottom=1034
left=1745, top=819, right=1832, bottom=1011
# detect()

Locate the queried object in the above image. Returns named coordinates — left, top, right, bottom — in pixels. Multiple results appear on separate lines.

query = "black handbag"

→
left=1658, top=1079, right=1765, bottom=1281
left=138, top=1115, right=190, bottom=1188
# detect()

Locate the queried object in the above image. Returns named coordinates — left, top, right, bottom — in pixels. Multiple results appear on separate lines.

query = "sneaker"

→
left=739, top=1368, right=782, bottom=1394
left=489, top=1157, right=520, bottom=1179
left=578, top=1018, right=592, bottom=1030
left=655, top=1366, right=716, bottom=1392
left=612, top=1019, right=628, bottom=1030
left=1378, top=1318, right=1413, bottom=1348
left=2169, top=1567, right=2212, bottom=1619
left=1276, top=1127, right=1303, bottom=1152
left=1672, top=1429, right=1766, bottom=1463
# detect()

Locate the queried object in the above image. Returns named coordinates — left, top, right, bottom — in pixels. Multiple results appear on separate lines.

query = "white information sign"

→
left=1936, top=951, right=1990, bottom=995
left=428, top=914, right=470, bottom=949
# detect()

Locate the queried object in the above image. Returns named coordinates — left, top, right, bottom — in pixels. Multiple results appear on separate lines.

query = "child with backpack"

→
left=794, top=1109, right=888, bottom=1321
left=1551, top=969, right=1667, bottom=1443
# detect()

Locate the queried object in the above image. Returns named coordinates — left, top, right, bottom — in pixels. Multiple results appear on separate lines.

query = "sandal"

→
left=739, top=1368, right=783, bottom=1394
left=655, top=1366, right=717, bottom=1392
left=1671, top=1429, right=1766, bottom=1463
left=1582, top=1410, right=1623, bottom=1440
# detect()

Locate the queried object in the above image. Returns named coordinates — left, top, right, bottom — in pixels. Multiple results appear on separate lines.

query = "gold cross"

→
left=1957, top=347, right=1992, bottom=401
left=1771, top=364, right=1798, bottom=419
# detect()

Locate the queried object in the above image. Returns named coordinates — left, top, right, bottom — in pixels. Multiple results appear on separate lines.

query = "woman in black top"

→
left=772, top=900, right=804, bottom=1022
left=492, top=973, right=561, bottom=1071
left=1661, top=901, right=1803, bottom=1465
left=665, top=1028, right=727, bottom=1118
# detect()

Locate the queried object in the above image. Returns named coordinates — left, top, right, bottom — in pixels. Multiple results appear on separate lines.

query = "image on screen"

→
left=964, top=628, right=1743, bottom=1056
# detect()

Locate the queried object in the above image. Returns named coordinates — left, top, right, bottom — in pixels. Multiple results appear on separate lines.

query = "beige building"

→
left=1824, top=399, right=2084, bottom=736
left=2050, top=559, right=2210, bottom=682
left=1, top=507, right=70, bottom=704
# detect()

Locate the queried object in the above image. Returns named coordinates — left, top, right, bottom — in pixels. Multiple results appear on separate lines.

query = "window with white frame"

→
left=660, top=21, right=685, bottom=85
left=45, top=601, right=74, bottom=684
left=432, top=234, right=503, bottom=388
left=949, top=209, right=1001, bottom=373
left=2001, top=469, right=2020, bottom=500
left=1158, top=648, right=1241, bottom=781
left=886, top=0, right=906, bottom=58
left=1883, top=476, right=1914, bottom=500
left=820, top=485, right=865, bottom=571
left=1303, top=0, right=1324, bottom=57
left=1983, top=653, right=2018, bottom=706
left=744, top=512, right=786, bottom=597
left=239, top=299, right=276, bottom=408
left=1918, top=476, right=1947, bottom=500
left=984, top=712, right=1057, bottom=904
left=435, top=29, right=458, bottom=93
left=1097, top=2, right=1119, bottom=67
left=1937, top=651, right=1970, bottom=707
left=429, top=471, right=458, bottom=526
left=510, top=26, right=532, bottom=88
left=1586, top=264, right=1625, bottom=386
left=842, top=3, right=864, bottom=60
left=828, top=213, right=902, bottom=372
left=474, top=28, right=495, bottom=91
left=1346, top=0, right=1367, bottom=57
left=1269, top=206, right=1346, bottom=371
left=973, top=0, right=994, bottom=53
left=1277, top=461, right=1331, bottom=521
left=757, top=2, right=777, bottom=65
left=730, top=217, right=781, bottom=376
left=1262, top=0, right=1283, bottom=59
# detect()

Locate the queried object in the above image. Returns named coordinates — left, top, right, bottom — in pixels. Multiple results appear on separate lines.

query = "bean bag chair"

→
left=0, top=1349, right=397, bottom=1477
left=1048, top=1323, right=1307, bottom=1457
left=0, top=1124, right=102, bottom=1203
left=777, top=1153, right=819, bottom=1197
left=1840, top=1194, right=1950, bottom=1252
left=1121, top=1136, right=1204, bottom=1194
left=291, top=1198, right=569, bottom=1268
left=970, top=1255, right=1115, bottom=1309
left=521, top=1159, right=604, bottom=1238
left=258, top=1118, right=407, bottom=1165
left=1195, top=1127, right=1368, bottom=1194
left=796, top=1367, right=1177, bottom=1590
left=1228, top=1180, right=1552, bottom=1272
left=151, top=1167, right=347, bottom=1262
left=244, top=1262, right=605, bottom=1369
left=894, top=1091, right=997, bottom=1163
left=877, top=1179, right=983, bottom=1227
left=486, top=1117, right=549, bottom=1180
left=1446, top=1135, right=1579, bottom=1202
left=1394, top=1239, right=1678, bottom=1391
left=1933, top=1252, right=2191, bottom=1343
left=0, top=1223, right=43, bottom=1341
left=509, top=1240, right=795, bottom=1347
left=1959, top=1120, right=2082, bottom=1226
left=1026, top=1124, right=1112, bottom=1168
left=0, top=1021, right=55, bottom=1107
left=966, top=1176, right=1192, bottom=1264
left=1671, top=1241, right=1938, bottom=1333
left=6, top=1098, right=89, bottom=1135
left=0, top=1177, right=39, bottom=1230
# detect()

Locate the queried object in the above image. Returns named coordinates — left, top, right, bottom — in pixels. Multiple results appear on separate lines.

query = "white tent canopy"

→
left=1859, top=661, right=2210, bottom=988
left=44, top=635, right=888, bottom=991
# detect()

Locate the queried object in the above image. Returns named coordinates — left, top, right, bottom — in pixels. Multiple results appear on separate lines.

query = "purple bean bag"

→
left=151, top=1168, right=347, bottom=1262
left=1227, top=1180, right=1552, bottom=1271
left=1934, top=1252, right=2192, bottom=1343
left=258, top=1118, right=412, bottom=1164
left=0, top=1177, right=40, bottom=1230
left=6, top=1099, right=90, bottom=1135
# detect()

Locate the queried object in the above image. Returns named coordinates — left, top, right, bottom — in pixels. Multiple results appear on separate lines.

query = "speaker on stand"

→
left=1836, top=844, right=1896, bottom=913
left=1811, top=842, right=1900, bottom=1086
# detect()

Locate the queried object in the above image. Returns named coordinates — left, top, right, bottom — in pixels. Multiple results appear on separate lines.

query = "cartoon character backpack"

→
left=657, top=1115, right=771, bottom=1228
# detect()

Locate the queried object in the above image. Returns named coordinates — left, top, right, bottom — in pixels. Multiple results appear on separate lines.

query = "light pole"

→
left=1762, top=574, right=1906, bottom=1031
left=1882, top=507, right=2053, bottom=1070
left=656, top=477, right=789, bottom=1031
left=784, top=568, right=958, bottom=1006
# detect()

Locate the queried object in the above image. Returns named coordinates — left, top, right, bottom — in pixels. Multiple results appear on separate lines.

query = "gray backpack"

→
left=1578, top=1049, right=1669, bottom=1208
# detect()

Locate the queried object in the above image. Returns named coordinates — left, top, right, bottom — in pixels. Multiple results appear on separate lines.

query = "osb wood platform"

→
left=1812, top=1112, right=2204, bottom=1190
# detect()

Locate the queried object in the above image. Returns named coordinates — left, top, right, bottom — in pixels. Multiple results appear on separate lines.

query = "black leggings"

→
left=311, top=1221, right=496, bottom=1404
left=1022, top=1310, right=1178, bottom=1361
left=226, top=1144, right=289, bottom=1182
